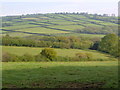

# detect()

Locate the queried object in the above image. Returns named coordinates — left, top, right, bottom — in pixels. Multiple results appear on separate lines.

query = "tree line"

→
left=2, top=35, right=94, bottom=49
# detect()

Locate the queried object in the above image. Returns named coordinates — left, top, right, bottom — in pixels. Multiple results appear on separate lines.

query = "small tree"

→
left=41, top=48, right=57, bottom=61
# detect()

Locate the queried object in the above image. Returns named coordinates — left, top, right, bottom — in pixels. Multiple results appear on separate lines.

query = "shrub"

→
left=41, top=48, right=57, bottom=61
left=2, top=52, right=19, bottom=62
left=75, top=52, right=93, bottom=61
left=35, top=54, right=50, bottom=61
left=21, top=53, right=34, bottom=62
left=76, top=52, right=87, bottom=59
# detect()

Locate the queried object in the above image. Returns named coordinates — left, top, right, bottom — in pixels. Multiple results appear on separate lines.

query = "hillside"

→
left=1, top=13, right=118, bottom=37
left=2, top=46, right=117, bottom=60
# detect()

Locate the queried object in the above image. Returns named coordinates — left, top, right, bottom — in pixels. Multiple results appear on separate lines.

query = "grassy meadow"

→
left=2, top=61, right=118, bottom=88
left=2, top=46, right=116, bottom=60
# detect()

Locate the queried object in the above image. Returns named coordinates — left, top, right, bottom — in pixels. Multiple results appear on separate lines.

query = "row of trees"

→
left=2, top=35, right=94, bottom=49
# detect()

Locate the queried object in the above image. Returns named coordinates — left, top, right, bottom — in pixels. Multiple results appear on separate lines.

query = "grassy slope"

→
left=2, top=61, right=118, bottom=88
left=1, top=14, right=117, bottom=37
left=2, top=46, right=116, bottom=60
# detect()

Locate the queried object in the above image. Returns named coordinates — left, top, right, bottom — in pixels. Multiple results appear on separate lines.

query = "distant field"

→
left=15, top=27, right=70, bottom=34
left=1, top=14, right=117, bottom=37
left=2, top=61, right=118, bottom=88
left=52, top=33, right=105, bottom=38
left=2, top=46, right=116, bottom=60
left=48, top=25, right=85, bottom=31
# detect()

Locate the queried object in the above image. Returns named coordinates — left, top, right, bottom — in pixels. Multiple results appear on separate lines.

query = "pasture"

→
left=1, top=13, right=117, bottom=37
left=2, top=61, right=118, bottom=88
left=2, top=46, right=116, bottom=60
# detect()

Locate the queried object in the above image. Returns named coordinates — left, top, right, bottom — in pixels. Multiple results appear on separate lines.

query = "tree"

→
left=41, top=48, right=57, bottom=61
left=98, top=34, right=119, bottom=57
left=90, top=41, right=99, bottom=50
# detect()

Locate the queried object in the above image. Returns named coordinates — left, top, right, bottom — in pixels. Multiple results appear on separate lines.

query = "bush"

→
left=35, top=54, right=50, bottom=61
left=21, top=53, right=34, bottom=62
left=76, top=52, right=87, bottom=59
left=75, top=52, right=93, bottom=61
left=41, top=48, right=57, bottom=61
left=2, top=52, right=20, bottom=62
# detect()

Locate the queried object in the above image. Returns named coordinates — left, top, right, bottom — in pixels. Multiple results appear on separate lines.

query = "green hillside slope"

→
left=1, top=13, right=118, bottom=37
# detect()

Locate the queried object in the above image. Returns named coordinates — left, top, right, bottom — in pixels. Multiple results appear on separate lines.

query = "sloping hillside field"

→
left=2, top=46, right=116, bottom=60
left=1, top=13, right=117, bottom=37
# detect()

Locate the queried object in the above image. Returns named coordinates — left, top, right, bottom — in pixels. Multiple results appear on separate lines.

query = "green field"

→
left=2, top=61, right=118, bottom=88
left=2, top=46, right=116, bottom=60
left=1, top=13, right=117, bottom=37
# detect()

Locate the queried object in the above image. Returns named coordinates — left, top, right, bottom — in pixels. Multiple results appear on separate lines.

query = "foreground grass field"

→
left=2, top=61, right=118, bottom=88
left=2, top=46, right=116, bottom=60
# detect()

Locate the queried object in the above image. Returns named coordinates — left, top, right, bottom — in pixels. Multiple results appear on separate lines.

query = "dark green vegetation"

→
left=2, top=61, right=118, bottom=88
left=1, top=13, right=117, bottom=37
left=2, top=34, right=94, bottom=49
left=98, top=34, right=119, bottom=57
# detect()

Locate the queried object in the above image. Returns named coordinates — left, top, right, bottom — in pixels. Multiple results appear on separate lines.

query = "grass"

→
left=53, top=33, right=105, bottom=38
left=2, top=46, right=116, bottom=60
left=2, top=14, right=117, bottom=38
left=2, top=24, right=39, bottom=30
left=48, top=25, right=85, bottom=31
left=2, top=61, right=118, bottom=88
left=15, top=27, right=69, bottom=34
left=3, top=32, right=32, bottom=37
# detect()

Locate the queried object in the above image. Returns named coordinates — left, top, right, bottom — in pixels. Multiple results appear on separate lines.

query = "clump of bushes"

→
left=20, top=53, right=35, bottom=62
left=2, top=52, right=20, bottom=62
left=35, top=54, right=50, bottom=62
left=41, top=48, right=57, bottom=61
left=75, top=52, right=93, bottom=61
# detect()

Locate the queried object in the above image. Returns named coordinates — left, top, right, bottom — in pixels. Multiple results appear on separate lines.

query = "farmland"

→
left=1, top=13, right=117, bottom=38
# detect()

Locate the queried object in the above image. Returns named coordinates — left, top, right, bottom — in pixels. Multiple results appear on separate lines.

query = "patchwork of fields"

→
left=1, top=13, right=117, bottom=37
